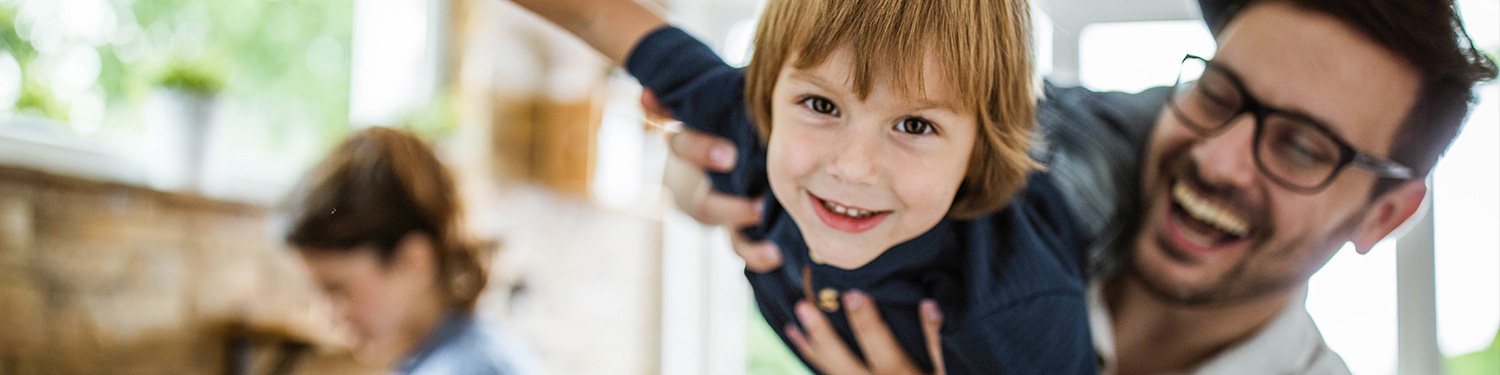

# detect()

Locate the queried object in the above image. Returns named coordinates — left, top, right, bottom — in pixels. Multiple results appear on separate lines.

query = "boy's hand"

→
left=664, top=127, right=782, bottom=273
left=785, top=291, right=947, bottom=375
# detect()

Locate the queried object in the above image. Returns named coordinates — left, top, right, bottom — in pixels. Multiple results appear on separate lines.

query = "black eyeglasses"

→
left=1167, top=54, right=1415, bottom=193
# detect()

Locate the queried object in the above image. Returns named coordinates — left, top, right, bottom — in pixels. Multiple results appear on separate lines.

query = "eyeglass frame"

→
left=1166, top=54, right=1416, bottom=193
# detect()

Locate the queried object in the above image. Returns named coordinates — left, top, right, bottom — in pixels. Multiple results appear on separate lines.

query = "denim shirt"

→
left=397, top=310, right=536, bottom=375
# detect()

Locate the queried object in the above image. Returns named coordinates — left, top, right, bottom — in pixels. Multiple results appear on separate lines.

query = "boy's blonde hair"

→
left=745, top=0, right=1038, bottom=219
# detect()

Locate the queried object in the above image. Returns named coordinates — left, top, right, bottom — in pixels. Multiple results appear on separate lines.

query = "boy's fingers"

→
left=841, top=291, right=920, bottom=373
left=794, top=301, right=870, bottom=374
left=668, top=130, right=738, bottom=172
left=920, top=300, right=946, bottom=375
left=729, top=230, right=782, bottom=273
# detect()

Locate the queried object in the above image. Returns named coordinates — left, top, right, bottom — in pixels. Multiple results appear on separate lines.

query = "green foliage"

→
left=157, top=60, right=224, bottom=96
left=747, top=303, right=813, bottom=375
left=1, top=3, right=56, bottom=120
left=128, top=0, right=355, bottom=147
left=3, top=0, right=354, bottom=148
left=0, top=5, right=33, bottom=61
left=15, top=82, right=66, bottom=120
left=404, top=92, right=461, bottom=141
left=1446, top=328, right=1500, bottom=375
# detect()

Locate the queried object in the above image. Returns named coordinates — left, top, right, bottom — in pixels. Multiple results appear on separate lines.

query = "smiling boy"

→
left=511, top=0, right=1093, bottom=372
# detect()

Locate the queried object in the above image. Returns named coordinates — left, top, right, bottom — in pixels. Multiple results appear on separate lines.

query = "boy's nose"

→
left=826, top=129, right=882, bottom=185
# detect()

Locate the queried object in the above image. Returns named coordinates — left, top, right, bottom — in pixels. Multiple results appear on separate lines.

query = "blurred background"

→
left=0, top=0, right=1493, bottom=374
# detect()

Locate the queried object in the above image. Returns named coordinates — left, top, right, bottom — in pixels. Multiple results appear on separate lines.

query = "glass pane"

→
left=1078, top=20, right=1215, bottom=93
left=1435, top=83, right=1500, bottom=369
left=1437, top=1, right=1500, bottom=370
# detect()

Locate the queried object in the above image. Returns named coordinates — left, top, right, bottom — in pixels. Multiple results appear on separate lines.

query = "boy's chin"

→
left=806, top=235, right=889, bottom=270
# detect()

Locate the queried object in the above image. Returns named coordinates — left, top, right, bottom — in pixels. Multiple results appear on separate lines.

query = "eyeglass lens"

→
left=1172, top=58, right=1348, bottom=189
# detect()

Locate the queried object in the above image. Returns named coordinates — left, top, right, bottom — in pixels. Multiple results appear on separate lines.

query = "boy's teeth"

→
left=1172, top=182, right=1250, bottom=237
left=822, top=199, right=873, bottom=219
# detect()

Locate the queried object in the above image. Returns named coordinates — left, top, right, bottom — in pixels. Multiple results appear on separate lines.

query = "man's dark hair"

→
left=1203, top=0, right=1498, bottom=195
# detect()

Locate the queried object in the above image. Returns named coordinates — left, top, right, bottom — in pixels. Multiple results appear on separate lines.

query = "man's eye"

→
left=1285, top=132, right=1336, bottom=165
left=801, top=96, right=840, bottom=116
left=896, top=118, right=936, bottom=135
left=1198, top=82, right=1238, bottom=108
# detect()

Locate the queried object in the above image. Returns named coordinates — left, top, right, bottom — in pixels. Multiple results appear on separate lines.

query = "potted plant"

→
left=145, top=60, right=225, bottom=192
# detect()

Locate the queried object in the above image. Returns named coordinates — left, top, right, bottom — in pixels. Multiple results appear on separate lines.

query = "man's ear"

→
left=1352, top=180, right=1428, bottom=254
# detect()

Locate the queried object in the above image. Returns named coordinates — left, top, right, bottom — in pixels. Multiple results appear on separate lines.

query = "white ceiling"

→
left=1037, top=0, right=1203, bottom=30
left=1035, top=0, right=1206, bottom=84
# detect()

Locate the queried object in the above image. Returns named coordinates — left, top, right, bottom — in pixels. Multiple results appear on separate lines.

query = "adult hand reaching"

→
left=785, top=291, right=947, bottom=375
left=654, top=90, right=782, bottom=273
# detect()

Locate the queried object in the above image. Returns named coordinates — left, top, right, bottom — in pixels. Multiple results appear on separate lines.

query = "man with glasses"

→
left=660, top=0, right=1496, bottom=373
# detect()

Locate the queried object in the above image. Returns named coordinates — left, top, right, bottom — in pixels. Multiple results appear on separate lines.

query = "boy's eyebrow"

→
left=787, top=70, right=964, bottom=112
left=907, top=97, right=964, bottom=112
left=787, top=70, right=847, bottom=92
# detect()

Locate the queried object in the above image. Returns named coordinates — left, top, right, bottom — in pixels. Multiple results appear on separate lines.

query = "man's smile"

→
left=1158, top=174, right=1260, bottom=261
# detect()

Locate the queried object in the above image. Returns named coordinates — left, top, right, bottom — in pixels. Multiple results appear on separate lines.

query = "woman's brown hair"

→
left=283, top=127, right=488, bottom=310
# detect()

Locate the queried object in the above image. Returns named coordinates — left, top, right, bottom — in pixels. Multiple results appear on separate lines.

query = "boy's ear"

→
left=1351, top=180, right=1428, bottom=255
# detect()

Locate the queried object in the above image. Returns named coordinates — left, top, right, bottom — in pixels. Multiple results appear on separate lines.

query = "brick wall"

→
left=0, top=166, right=371, bottom=375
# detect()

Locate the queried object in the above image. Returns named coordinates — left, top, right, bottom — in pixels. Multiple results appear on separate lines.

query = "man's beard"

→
left=1127, top=147, right=1362, bottom=307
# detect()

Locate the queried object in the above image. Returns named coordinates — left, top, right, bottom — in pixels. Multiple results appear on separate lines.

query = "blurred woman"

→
left=282, top=127, right=534, bottom=375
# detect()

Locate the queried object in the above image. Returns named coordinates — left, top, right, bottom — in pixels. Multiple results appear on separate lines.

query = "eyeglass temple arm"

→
left=1353, top=153, right=1415, bottom=179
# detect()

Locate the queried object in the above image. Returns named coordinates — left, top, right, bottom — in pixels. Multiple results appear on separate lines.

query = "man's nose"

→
left=1189, top=114, right=1259, bottom=188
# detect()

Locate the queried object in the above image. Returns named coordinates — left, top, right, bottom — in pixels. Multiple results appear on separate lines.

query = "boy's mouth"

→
left=808, top=192, right=890, bottom=234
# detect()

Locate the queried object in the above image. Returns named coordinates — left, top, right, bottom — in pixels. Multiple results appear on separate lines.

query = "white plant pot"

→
left=143, top=88, right=218, bottom=192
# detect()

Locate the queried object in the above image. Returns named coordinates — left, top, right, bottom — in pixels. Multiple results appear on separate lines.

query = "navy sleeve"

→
left=624, top=26, right=769, bottom=199
left=944, top=294, right=1098, bottom=374
left=938, top=174, right=1095, bottom=374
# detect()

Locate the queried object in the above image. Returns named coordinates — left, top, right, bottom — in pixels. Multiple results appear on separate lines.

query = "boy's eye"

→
left=896, top=117, right=936, bottom=135
left=800, top=96, right=840, bottom=116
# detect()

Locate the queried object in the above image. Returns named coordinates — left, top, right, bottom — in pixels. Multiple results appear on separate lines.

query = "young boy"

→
left=513, top=0, right=1094, bottom=372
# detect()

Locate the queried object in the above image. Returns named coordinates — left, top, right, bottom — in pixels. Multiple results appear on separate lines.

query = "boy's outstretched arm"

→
left=509, top=0, right=668, bottom=65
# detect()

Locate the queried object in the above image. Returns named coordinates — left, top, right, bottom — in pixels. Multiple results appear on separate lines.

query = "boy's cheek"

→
left=889, top=150, right=965, bottom=215
left=764, top=129, right=809, bottom=217
left=766, top=125, right=825, bottom=181
left=893, top=184, right=954, bottom=235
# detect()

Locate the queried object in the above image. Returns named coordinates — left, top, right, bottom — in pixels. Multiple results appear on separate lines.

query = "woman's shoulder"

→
left=406, top=313, right=542, bottom=375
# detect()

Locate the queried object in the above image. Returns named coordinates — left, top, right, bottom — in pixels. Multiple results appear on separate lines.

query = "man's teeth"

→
left=1172, top=182, right=1250, bottom=237
left=822, top=199, right=876, bottom=219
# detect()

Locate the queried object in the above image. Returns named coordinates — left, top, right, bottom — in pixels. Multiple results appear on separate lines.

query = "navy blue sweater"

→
left=626, top=26, right=1097, bottom=374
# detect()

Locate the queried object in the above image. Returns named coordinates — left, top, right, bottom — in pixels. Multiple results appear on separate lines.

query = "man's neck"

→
left=1105, top=273, right=1295, bottom=375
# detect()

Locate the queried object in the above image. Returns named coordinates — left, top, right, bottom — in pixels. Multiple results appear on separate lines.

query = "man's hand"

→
left=659, top=96, right=783, bottom=272
left=785, top=291, right=947, bottom=375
